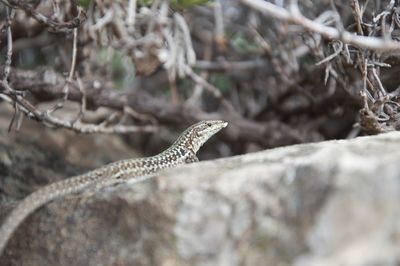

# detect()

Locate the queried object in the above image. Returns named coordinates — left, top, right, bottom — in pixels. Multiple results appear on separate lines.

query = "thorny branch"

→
left=242, top=0, right=400, bottom=134
left=0, top=1, right=156, bottom=134
left=241, top=0, right=400, bottom=52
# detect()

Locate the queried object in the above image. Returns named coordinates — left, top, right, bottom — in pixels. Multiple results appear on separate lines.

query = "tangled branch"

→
left=2, top=0, right=400, bottom=153
left=242, top=0, right=400, bottom=52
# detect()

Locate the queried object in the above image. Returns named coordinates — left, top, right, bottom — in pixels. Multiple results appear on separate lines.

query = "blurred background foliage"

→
left=1, top=0, right=400, bottom=157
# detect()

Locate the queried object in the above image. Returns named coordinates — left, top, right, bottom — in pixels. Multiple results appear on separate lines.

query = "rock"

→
left=2, top=127, right=400, bottom=265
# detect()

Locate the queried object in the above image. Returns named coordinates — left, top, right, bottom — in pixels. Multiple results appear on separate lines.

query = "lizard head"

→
left=187, top=120, right=228, bottom=152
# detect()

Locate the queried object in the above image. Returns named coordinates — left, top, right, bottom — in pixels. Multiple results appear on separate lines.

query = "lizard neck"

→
left=111, top=141, right=191, bottom=180
left=157, top=142, right=191, bottom=163
left=165, top=125, right=197, bottom=153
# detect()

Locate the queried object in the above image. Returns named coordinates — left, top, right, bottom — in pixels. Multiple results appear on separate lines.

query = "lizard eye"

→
left=207, top=122, right=212, bottom=127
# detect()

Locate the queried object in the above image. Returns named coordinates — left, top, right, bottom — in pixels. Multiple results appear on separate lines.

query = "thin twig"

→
left=48, top=27, right=78, bottom=114
left=362, top=59, right=374, bottom=102
left=351, top=0, right=364, bottom=35
left=195, top=59, right=267, bottom=71
left=315, top=41, right=343, bottom=66
left=3, top=7, right=14, bottom=82
left=213, top=0, right=226, bottom=51
left=127, top=0, right=137, bottom=29
left=68, top=28, right=78, bottom=81
left=74, top=74, right=86, bottom=123
left=123, top=106, right=158, bottom=125
left=174, top=13, right=196, bottom=66
left=371, top=67, right=387, bottom=96
left=184, top=65, right=235, bottom=112
left=187, top=45, right=212, bottom=106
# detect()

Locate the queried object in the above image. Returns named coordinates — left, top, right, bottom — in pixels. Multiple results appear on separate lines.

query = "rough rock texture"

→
left=2, top=126, right=400, bottom=265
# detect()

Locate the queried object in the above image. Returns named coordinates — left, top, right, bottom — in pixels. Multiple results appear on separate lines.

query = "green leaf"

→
left=230, top=32, right=261, bottom=53
left=210, top=74, right=231, bottom=95
left=78, top=0, right=91, bottom=8
left=170, top=0, right=210, bottom=9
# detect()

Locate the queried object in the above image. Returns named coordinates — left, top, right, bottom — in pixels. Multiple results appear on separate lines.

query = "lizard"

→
left=0, top=120, right=228, bottom=255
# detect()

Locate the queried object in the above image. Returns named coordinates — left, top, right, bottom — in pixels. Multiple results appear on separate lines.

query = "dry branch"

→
left=1, top=0, right=85, bottom=32
left=5, top=68, right=315, bottom=146
left=241, top=0, right=400, bottom=52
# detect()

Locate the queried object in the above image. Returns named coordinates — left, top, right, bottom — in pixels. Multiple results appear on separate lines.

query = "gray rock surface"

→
left=2, top=125, right=400, bottom=265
